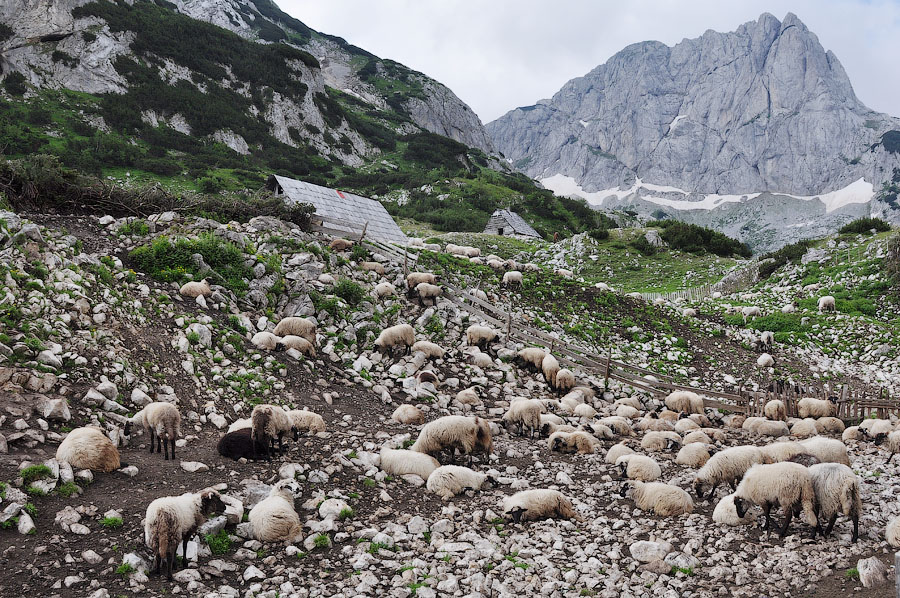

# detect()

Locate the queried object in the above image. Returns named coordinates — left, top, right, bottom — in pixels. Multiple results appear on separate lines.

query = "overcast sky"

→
left=282, top=0, right=900, bottom=124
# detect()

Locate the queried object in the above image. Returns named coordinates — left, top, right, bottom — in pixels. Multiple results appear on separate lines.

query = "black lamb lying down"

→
left=217, top=428, right=271, bottom=461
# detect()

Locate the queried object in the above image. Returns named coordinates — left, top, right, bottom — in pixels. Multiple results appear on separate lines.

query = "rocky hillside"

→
left=487, top=13, right=900, bottom=251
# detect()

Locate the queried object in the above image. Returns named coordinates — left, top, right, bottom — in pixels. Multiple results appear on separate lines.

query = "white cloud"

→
left=281, top=0, right=900, bottom=124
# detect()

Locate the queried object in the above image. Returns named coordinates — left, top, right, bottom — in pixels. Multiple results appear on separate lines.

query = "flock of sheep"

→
left=46, top=234, right=900, bottom=584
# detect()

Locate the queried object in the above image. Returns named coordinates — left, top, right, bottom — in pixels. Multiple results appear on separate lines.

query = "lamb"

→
left=248, top=479, right=303, bottom=543
left=808, top=463, right=861, bottom=542
left=818, top=295, right=836, bottom=313
left=251, top=331, right=282, bottom=351
left=757, top=353, right=775, bottom=368
left=616, top=454, right=662, bottom=481
left=391, top=404, right=425, bottom=425
left=549, top=430, right=602, bottom=454
left=764, top=399, right=786, bottom=421
left=791, top=418, right=820, bottom=438
left=145, top=488, right=225, bottom=579
left=126, top=401, right=182, bottom=460
left=281, top=335, right=316, bottom=357
left=375, top=323, right=415, bottom=355
left=682, top=430, right=712, bottom=445
left=502, top=270, right=523, bottom=287
left=329, top=238, right=353, bottom=251
left=605, top=442, right=635, bottom=464
left=217, top=428, right=270, bottom=461
left=410, top=416, right=492, bottom=463
left=799, top=437, right=851, bottom=466
left=676, top=443, right=712, bottom=467
left=693, top=445, right=763, bottom=499
left=503, top=399, right=544, bottom=438
left=56, top=426, right=122, bottom=472
left=379, top=448, right=440, bottom=480
left=179, top=279, right=211, bottom=298
left=640, top=431, right=682, bottom=452
left=712, top=494, right=757, bottom=526
left=406, top=272, right=437, bottom=295
left=374, top=282, right=396, bottom=298
left=541, top=353, right=560, bottom=388
left=272, top=317, right=316, bottom=344
left=781, top=302, right=798, bottom=314
left=887, top=516, right=900, bottom=547
left=250, top=404, right=293, bottom=458
left=732, top=462, right=818, bottom=538
left=287, top=409, right=325, bottom=438
left=664, top=390, right=704, bottom=415
left=455, top=387, right=481, bottom=405
left=426, top=465, right=489, bottom=500
left=627, top=480, right=694, bottom=516
left=411, top=340, right=445, bottom=360
left=466, top=325, right=498, bottom=349
left=415, top=282, right=442, bottom=306
left=515, top=347, right=547, bottom=372
left=502, top=489, right=581, bottom=523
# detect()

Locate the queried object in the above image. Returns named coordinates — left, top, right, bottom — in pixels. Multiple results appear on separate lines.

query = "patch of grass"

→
left=845, top=567, right=859, bottom=580
left=26, top=486, right=47, bottom=497
left=670, top=566, right=695, bottom=576
left=56, top=481, right=80, bottom=498
left=23, top=503, right=37, bottom=518
left=118, top=218, right=150, bottom=236
left=338, top=507, right=354, bottom=520
left=100, top=516, right=124, bottom=528
left=363, top=478, right=377, bottom=488
left=313, top=533, right=330, bottom=549
left=186, top=331, right=201, bottom=345
left=20, top=464, right=52, bottom=484
left=839, top=217, right=891, bottom=235
left=334, top=279, right=367, bottom=306
left=116, top=563, right=135, bottom=576
left=204, top=529, right=232, bottom=555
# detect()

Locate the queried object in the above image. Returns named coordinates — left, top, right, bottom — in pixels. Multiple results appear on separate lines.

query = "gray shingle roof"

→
left=484, top=209, right=541, bottom=237
left=267, top=175, right=407, bottom=244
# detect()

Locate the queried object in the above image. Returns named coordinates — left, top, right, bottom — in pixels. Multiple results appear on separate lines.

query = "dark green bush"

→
left=656, top=221, right=751, bottom=257
left=630, top=236, right=657, bottom=256
left=3, top=72, right=27, bottom=96
left=759, top=239, right=813, bottom=279
left=838, top=217, right=891, bottom=235
left=882, top=130, right=900, bottom=154
left=334, top=279, right=366, bottom=306
left=588, top=228, right=609, bottom=241
left=0, top=23, right=13, bottom=43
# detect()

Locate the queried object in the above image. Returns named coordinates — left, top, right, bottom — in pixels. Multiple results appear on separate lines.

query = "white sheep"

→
left=549, top=430, right=601, bottom=454
left=759, top=441, right=806, bottom=464
left=410, top=416, right=492, bottom=463
left=406, top=272, right=437, bottom=296
left=604, top=442, right=635, bottom=464
left=842, top=426, right=864, bottom=442
left=712, top=493, right=757, bottom=526
left=251, top=331, right=282, bottom=351
left=616, top=454, right=661, bottom=481
left=573, top=403, right=597, bottom=419
left=502, top=489, right=581, bottom=523
left=375, top=282, right=396, bottom=298
left=682, top=308, right=697, bottom=318
left=887, top=517, right=900, bottom=547
left=597, top=416, right=634, bottom=436
left=329, top=238, right=353, bottom=251
left=516, top=347, right=546, bottom=372
left=757, top=353, right=775, bottom=368
left=375, top=323, right=415, bottom=355
left=455, top=387, right=481, bottom=406
left=487, top=258, right=505, bottom=270
left=799, top=437, right=851, bottom=466
left=781, top=302, right=797, bottom=314
left=554, top=368, right=576, bottom=395
left=616, top=396, right=642, bottom=410
left=818, top=295, right=836, bottom=313
left=126, top=402, right=181, bottom=460
left=584, top=421, right=615, bottom=440
left=682, top=430, right=712, bottom=445
left=380, top=448, right=440, bottom=480
left=249, top=480, right=303, bottom=543
left=415, top=282, right=442, bottom=306
left=764, top=399, right=786, bottom=421
left=251, top=404, right=293, bottom=458
left=741, top=306, right=761, bottom=323
left=145, top=488, right=225, bottom=579
left=732, top=462, right=818, bottom=538
left=56, top=426, right=122, bottom=472
left=281, top=335, right=316, bottom=357
left=676, top=443, right=712, bottom=467
left=791, top=418, right=820, bottom=438
left=523, top=263, right=540, bottom=272
left=640, top=431, right=682, bottom=452
left=179, top=279, right=211, bottom=298
left=360, top=261, right=385, bottom=275
left=860, top=418, right=894, bottom=438
left=627, top=480, right=694, bottom=516
left=287, top=409, right=325, bottom=438
left=808, top=463, right=861, bottom=542
left=554, top=268, right=573, bottom=278
left=503, top=399, right=544, bottom=438
left=502, top=270, right=523, bottom=287
left=391, top=404, right=425, bottom=425
left=693, top=445, right=763, bottom=499
left=227, top=418, right=252, bottom=433
left=751, top=419, right=790, bottom=437
left=636, top=415, right=673, bottom=432
left=541, top=353, right=560, bottom=388
left=615, top=404, right=640, bottom=419
left=814, top=416, right=843, bottom=434
left=884, top=430, right=900, bottom=463
left=664, top=390, right=704, bottom=415
left=673, top=418, right=700, bottom=434
left=466, top=325, right=498, bottom=349
left=701, top=428, right=727, bottom=442
left=411, top=340, right=445, bottom=359
left=759, top=331, right=775, bottom=348
left=426, top=465, right=489, bottom=500
left=272, top=317, right=316, bottom=344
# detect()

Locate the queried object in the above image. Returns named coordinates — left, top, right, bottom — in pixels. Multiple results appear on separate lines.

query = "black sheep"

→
left=217, top=428, right=271, bottom=461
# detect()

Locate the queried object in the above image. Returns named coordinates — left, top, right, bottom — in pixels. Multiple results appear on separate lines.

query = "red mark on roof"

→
left=336, top=190, right=345, bottom=198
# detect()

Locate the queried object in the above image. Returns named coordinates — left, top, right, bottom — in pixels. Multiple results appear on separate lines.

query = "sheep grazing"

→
left=415, top=282, right=442, bottom=306
left=712, top=494, right=757, bottom=526
left=249, top=479, right=303, bottom=543
left=126, top=401, right=182, bottom=460
left=693, top=445, right=763, bottom=499
left=380, top=448, right=440, bottom=480
left=741, top=306, right=761, bottom=322
left=764, top=399, right=786, bottom=421
left=287, top=409, right=325, bottom=439
left=541, top=353, right=560, bottom=388
left=466, top=325, right=498, bottom=349
left=605, top=442, right=635, bottom=464
left=616, top=454, right=661, bottom=481
left=145, top=488, right=225, bottom=579
left=640, top=431, right=682, bottom=452
left=759, top=331, right=775, bottom=348
left=757, top=353, right=775, bottom=368
left=682, top=308, right=697, bottom=318
left=676, top=443, right=712, bottom=467
left=807, top=463, right=861, bottom=542
left=554, top=268, right=573, bottom=278
left=217, top=428, right=270, bottom=461
left=487, top=259, right=505, bottom=270
left=360, top=261, right=385, bottom=275
left=503, top=489, right=581, bottom=523
left=375, top=323, right=415, bottom=356
left=455, top=387, right=481, bottom=406
left=56, top=426, right=122, bottom=472
left=554, top=368, right=576, bottom=395
left=799, top=437, right=851, bottom=466
left=549, top=430, right=601, bottom=455
left=410, top=416, right=492, bottom=464
left=250, top=404, right=292, bottom=458
left=329, top=238, right=354, bottom=251
left=251, top=331, right=282, bottom=351
left=426, top=465, right=489, bottom=500
left=818, top=295, right=836, bottom=313
left=179, top=279, right=211, bottom=298
left=503, top=399, right=544, bottom=438
left=515, top=347, right=546, bottom=372
left=391, top=404, right=425, bottom=425
left=732, top=462, right=818, bottom=538
left=523, top=263, right=540, bottom=272
left=664, top=390, right=704, bottom=415
left=627, top=481, right=694, bottom=516
left=375, top=282, right=396, bottom=298
left=406, top=272, right=437, bottom=296
left=502, top=270, right=523, bottom=287
left=411, top=340, right=445, bottom=360
left=791, top=418, right=820, bottom=438
left=887, top=517, right=900, bottom=548
left=272, top=317, right=316, bottom=344
left=281, top=335, right=316, bottom=357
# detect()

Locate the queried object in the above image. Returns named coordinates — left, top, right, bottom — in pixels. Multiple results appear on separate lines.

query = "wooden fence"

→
left=640, top=260, right=760, bottom=304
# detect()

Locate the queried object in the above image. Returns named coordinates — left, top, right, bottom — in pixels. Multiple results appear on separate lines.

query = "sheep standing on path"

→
left=126, top=402, right=182, bottom=461
left=250, top=404, right=292, bottom=458
left=732, top=462, right=818, bottom=538
left=808, top=463, right=861, bottom=542
left=145, top=488, right=225, bottom=579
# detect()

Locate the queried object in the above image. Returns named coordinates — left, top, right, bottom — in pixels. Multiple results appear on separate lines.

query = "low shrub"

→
left=839, top=217, right=891, bottom=235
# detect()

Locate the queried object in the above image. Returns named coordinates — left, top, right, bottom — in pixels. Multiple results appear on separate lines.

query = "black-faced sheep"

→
left=251, top=404, right=292, bottom=458
left=179, top=279, right=211, bottom=298
left=503, top=399, right=544, bottom=438
left=693, top=445, right=763, bottom=499
left=415, top=282, right=442, bottom=306
left=145, top=488, right=225, bottom=579
left=380, top=448, right=440, bottom=480
left=640, top=431, right=682, bottom=452
left=249, top=479, right=303, bottom=543
left=626, top=480, right=694, bottom=516
left=799, top=437, right=850, bottom=466
left=664, top=390, right=704, bottom=415
left=426, top=465, right=489, bottom=499
left=391, top=404, right=425, bottom=425
left=126, top=402, right=182, bottom=460
left=712, top=494, right=757, bottom=526
left=515, top=347, right=547, bottom=372
left=466, top=325, right=498, bottom=349
left=410, top=416, right=492, bottom=464
left=272, top=317, right=316, bottom=344
left=808, top=463, right=861, bottom=542
left=375, top=323, right=415, bottom=356
left=616, top=454, right=661, bottom=481
left=549, top=430, right=601, bottom=454
left=502, top=489, right=581, bottom=522
left=287, top=409, right=325, bottom=439
left=733, top=462, right=818, bottom=538
left=217, top=428, right=270, bottom=461
left=56, top=426, right=123, bottom=472
left=411, top=340, right=445, bottom=360
left=597, top=416, right=634, bottom=437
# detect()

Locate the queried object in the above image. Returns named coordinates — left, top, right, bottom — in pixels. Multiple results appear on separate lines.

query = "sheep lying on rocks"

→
left=817, top=416, right=845, bottom=434
left=56, top=426, right=123, bottom=472
left=676, top=443, right=712, bottom=467
left=392, top=404, right=425, bottom=425
left=251, top=404, right=292, bottom=458
left=673, top=418, right=699, bottom=434
left=757, top=353, right=775, bottom=368
left=272, top=317, right=316, bottom=344
left=466, top=325, right=498, bottom=349
left=375, top=323, right=415, bottom=356
left=616, top=454, right=661, bottom=481
left=744, top=417, right=790, bottom=437
left=713, top=494, right=757, bottom=526
left=503, top=399, right=544, bottom=438
left=411, top=340, right=444, bottom=359
left=249, top=479, right=303, bottom=543
left=799, top=437, right=850, bottom=466
left=640, top=431, right=681, bottom=452
left=516, top=347, right=546, bottom=372
left=126, top=402, right=182, bottom=460
left=733, top=462, right=818, bottom=538
left=426, top=465, right=489, bottom=500
left=179, top=279, right=211, bottom=298
left=818, top=295, right=836, bottom=312
left=694, top=445, right=763, bottom=499
left=251, top=331, right=282, bottom=351
left=503, top=489, right=581, bottom=522
left=375, top=282, right=396, bottom=298
left=764, top=399, right=786, bottom=421
left=791, top=418, right=820, bottom=438
left=287, top=409, right=325, bottom=438
left=597, top=416, right=634, bottom=436
left=410, top=416, right=492, bottom=464
left=217, top=428, right=270, bottom=461
left=682, top=430, right=712, bottom=445
left=145, top=488, right=225, bottom=579
left=808, top=463, right=861, bottom=542
left=605, top=442, right=634, bottom=464
left=227, top=418, right=251, bottom=433
left=842, top=426, right=864, bottom=442
left=360, top=261, right=385, bottom=275
left=415, top=282, right=442, bottom=306
left=573, top=403, right=597, bottom=419
left=664, top=390, right=704, bottom=415
left=584, top=422, right=614, bottom=440
left=549, top=430, right=601, bottom=454
left=329, top=238, right=353, bottom=251
left=636, top=415, right=674, bottom=432
left=887, top=517, right=900, bottom=547
left=798, top=397, right=835, bottom=418
left=380, top=448, right=440, bottom=480
left=860, top=418, right=894, bottom=439
left=626, top=480, right=694, bottom=516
